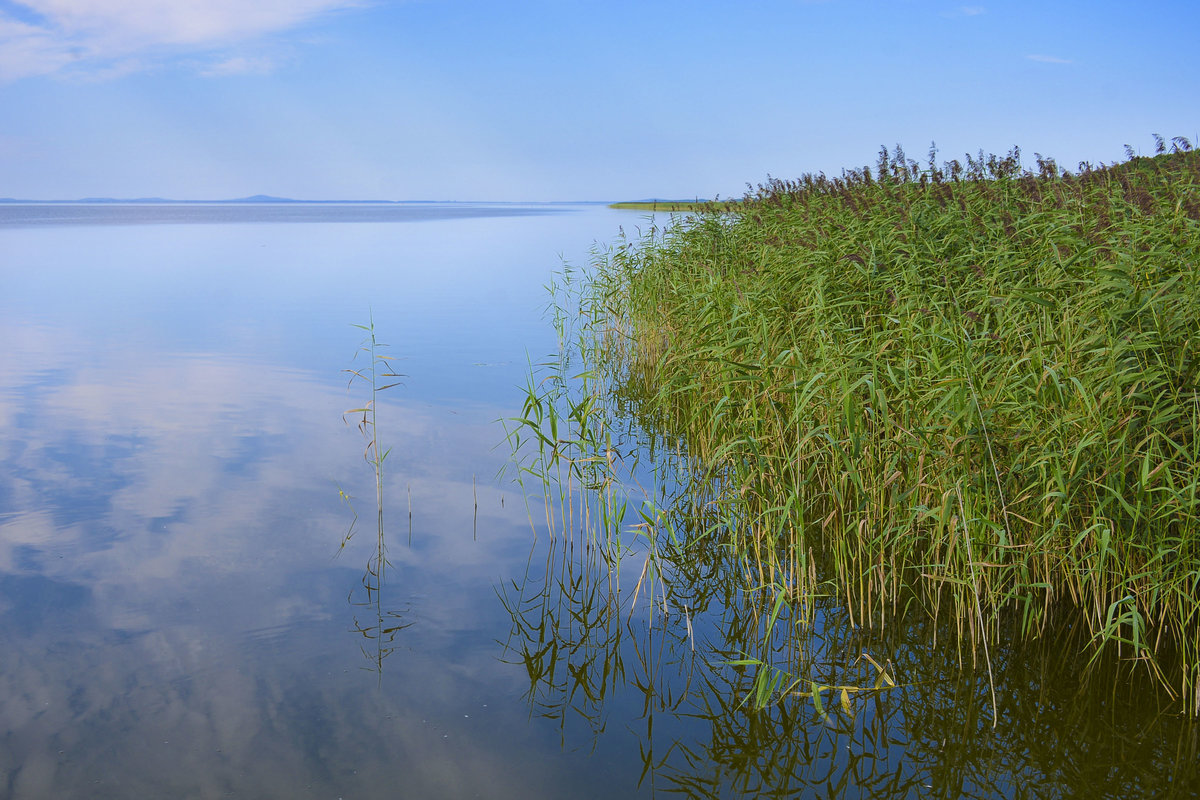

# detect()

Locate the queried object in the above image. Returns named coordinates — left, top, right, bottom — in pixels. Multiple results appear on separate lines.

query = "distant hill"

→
left=74, top=195, right=299, bottom=204
left=230, top=195, right=294, bottom=203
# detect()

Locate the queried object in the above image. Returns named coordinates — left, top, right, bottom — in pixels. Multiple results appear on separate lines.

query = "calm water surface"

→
left=0, top=204, right=1195, bottom=798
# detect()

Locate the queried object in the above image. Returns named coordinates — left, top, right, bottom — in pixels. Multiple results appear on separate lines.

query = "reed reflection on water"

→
left=496, top=469, right=1200, bottom=798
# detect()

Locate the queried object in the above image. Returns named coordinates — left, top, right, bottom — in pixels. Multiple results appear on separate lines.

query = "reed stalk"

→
left=340, top=316, right=409, bottom=672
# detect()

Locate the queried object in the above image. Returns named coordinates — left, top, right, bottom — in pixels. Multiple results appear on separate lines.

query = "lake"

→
left=0, top=204, right=1195, bottom=799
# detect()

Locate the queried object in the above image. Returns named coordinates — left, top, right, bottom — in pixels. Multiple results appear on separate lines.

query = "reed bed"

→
left=578, top=140, right=1200, bottom=714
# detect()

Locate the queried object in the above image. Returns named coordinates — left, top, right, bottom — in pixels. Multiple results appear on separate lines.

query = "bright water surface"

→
left=0, top=204, right=1195, bottom=798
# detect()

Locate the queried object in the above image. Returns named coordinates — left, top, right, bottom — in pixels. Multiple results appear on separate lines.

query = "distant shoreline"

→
left=608, top=200, right=713, bottom=211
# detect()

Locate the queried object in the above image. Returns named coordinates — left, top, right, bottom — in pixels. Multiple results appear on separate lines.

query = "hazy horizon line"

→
left=0, top=195, right=636, bottom=205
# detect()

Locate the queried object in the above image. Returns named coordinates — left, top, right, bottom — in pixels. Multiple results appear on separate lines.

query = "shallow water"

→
left=0, top=204, right=1195, bottom=799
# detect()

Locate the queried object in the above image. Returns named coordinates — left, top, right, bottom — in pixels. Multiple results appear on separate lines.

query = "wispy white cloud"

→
left=1026, top=53, right=1073, bottom=64
left=0, top=0, right=364, bottom=82
left=0, top=17, right=79, bottom=81
left=200, top=54, right=277, bottom=77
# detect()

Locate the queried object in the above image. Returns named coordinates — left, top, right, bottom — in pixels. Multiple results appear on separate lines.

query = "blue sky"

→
left=1, top=0, right=1197, bottom=201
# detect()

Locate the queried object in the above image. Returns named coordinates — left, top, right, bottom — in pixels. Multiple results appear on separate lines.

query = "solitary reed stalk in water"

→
left=339, top=317, right=410, bottom=674
left=342, top=316, right=405, bottom=579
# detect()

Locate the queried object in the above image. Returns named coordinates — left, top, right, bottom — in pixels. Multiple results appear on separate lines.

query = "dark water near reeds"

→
left=0, top=204, right=1195, bottom=799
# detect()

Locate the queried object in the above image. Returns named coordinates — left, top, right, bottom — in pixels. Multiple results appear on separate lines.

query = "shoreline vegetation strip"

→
left=539, top=139, right=1200, bottom=714
left=609, top=200, right=723, bottom=212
